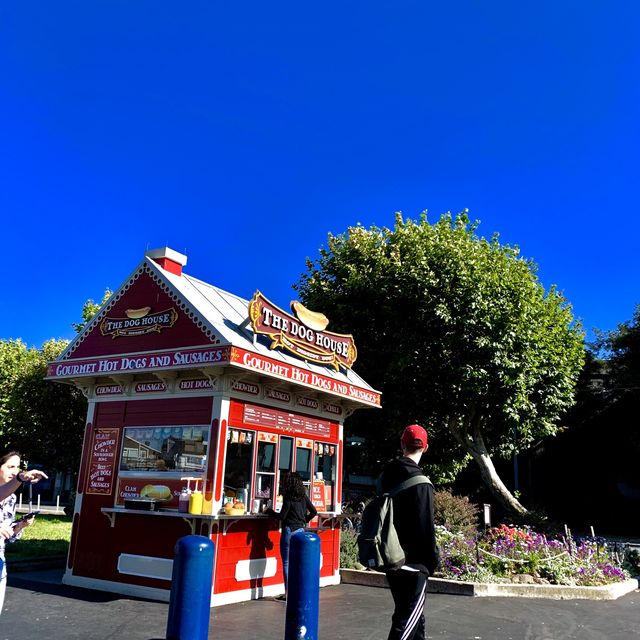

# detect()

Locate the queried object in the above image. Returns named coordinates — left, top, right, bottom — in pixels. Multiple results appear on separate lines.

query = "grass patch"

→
left=5, top=513, right=72, bottom=560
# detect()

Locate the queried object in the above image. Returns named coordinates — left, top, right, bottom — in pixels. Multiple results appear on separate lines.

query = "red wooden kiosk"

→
left=46, top=247, right=380, bottom=606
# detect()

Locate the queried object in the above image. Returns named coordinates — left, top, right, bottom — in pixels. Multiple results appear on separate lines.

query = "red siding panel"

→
left=69, top=270, right=216, bottom=359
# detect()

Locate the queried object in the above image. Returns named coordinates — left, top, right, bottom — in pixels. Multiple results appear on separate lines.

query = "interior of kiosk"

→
left=118, top=419, right=338, bottom=515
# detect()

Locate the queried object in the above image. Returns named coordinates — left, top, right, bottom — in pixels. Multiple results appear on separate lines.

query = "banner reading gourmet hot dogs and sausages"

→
left=47, top=346, right=380, bottom=406
left=47, top=289, right=379, bottom=406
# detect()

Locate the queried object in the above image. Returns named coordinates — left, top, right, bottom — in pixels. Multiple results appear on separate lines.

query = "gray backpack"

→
left=357, top=475, right=431, bottom=571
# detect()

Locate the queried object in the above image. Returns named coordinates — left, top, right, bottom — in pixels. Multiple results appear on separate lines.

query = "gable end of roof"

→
left=59, top=259, right=225, bottom=361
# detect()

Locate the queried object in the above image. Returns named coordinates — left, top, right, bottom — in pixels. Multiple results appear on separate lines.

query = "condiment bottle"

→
left=178, top=487, right=190, bottom=513
left=189, top=479, right=203, bottom=515
left=201, top=479, right=212, bottom=515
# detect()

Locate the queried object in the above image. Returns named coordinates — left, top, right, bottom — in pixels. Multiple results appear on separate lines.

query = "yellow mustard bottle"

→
left=189, top=480, right=203, bottom=514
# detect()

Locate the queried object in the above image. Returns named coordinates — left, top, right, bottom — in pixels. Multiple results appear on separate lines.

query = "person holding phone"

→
left=0, top=450, right=38, bottom=615
left=0, top=463, right=47, bottom=502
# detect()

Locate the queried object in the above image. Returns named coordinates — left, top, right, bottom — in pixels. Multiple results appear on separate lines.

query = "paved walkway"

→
left=3, top=568, right=639, bottom=640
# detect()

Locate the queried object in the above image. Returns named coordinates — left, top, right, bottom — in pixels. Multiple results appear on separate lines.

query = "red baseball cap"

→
left=401, top=424, right=428, bottom=448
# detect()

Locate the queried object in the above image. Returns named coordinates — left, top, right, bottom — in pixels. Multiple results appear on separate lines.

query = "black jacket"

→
left=269, top=495, right=317, bottom=531
left=379, top=456, right=439, bottom=575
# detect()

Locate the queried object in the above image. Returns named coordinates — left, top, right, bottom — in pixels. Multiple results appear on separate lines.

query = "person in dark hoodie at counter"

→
left=379, top=424, right=439, bottom=640
left=266, top=471, right=317, bottom=601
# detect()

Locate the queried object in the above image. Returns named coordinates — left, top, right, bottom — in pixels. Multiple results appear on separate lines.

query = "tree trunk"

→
left=448, top=415, right=527, bottom=516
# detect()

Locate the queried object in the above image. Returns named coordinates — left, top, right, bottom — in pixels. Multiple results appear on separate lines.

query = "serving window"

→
left=279, top=436, right=293, bottom=474
left=295, top=438, right=313, bottom=483
left=313, top=442, right=337, bottom=510
left=314, top=443, right=336, bottom=483
left=223, top=423, right=340, bottom=513
left=120, top=426, right=208, bottom=474
left=255, top=433, right=276, bottom=501
left=223, top=428, right=254, bottom=503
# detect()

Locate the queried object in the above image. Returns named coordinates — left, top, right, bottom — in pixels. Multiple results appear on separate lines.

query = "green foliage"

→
left=1, top=290, right=116, bottom=470
left=295, top=212, right=585, bottom=507
left=4, top=513, right=72, bottom=560
left=0, top=339, right=37, bottom=430
left=623, top=549, right=640, bottom=577
left=433, top=490, right=479, bottom=537
left=597, top=304, right=640, bottom=381
left=595, top=304, right=640, bottom=449
left=545, top=307, right=640, bottom=530
left=339, top=528, right=362, bottom=569
left=536, top=552, right=577, bottom=585
left=71, top=288, right=113, bottom=333
left=0, top=338, right=87, bottom=471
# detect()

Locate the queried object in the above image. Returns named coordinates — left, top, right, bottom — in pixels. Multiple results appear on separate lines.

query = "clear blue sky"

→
left=1, top=2, right=638, bottom=349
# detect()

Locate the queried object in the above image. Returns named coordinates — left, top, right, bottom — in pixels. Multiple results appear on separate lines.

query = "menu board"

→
left=243, top=404, right=331, bottom=437
left=86, top=428, right=120, bottom=495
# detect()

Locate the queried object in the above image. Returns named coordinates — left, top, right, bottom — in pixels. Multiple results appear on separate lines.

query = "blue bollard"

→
left=166, top=535, right=214, bottom=640
left=285, top=531, right=320, bottom=640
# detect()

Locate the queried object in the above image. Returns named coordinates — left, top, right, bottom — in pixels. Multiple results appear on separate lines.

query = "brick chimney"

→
left=145, top=247, right=188, bottom=276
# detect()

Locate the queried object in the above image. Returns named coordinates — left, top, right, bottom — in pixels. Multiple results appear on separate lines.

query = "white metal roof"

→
left=56, top=254, right=379, bottom=400
left=155, top=258, right=378, bottom=393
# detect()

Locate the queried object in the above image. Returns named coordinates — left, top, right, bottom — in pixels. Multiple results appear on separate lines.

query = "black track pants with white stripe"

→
left=386, top=568, right=428, bottom=640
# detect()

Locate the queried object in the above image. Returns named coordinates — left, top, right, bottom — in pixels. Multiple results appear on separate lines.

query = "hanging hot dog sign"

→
left=248, top=292, right=357, bottom=371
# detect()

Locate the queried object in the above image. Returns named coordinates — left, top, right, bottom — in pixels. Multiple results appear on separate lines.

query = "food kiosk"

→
left=46, top=247, right=380, bottom=606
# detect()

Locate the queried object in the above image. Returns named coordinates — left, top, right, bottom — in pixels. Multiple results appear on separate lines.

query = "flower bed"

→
left=436, top=524, right=630, bottom=587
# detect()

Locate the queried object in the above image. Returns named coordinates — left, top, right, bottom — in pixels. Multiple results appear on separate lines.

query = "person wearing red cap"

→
left=379, top=424, right=439, bottom=640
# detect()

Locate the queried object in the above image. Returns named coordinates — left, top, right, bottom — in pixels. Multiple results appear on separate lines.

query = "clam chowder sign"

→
left=248, top=291, right=357, bottom=371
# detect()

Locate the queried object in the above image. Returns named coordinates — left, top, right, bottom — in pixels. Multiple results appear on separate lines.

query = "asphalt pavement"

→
left=3, top=568, right=640, bottom=640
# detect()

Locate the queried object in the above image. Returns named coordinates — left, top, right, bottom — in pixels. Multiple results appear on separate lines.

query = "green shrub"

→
left=623, top=548, right=640, bottom=576
left=433, top=490, right=479, bottom=537
left=339, top=528, right=363, bottom=569
left=538, top=552, right=576, bottom=585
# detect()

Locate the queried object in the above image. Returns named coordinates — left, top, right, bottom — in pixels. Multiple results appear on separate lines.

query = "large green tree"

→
left=0, top=339, right=87, bottom=470
left=0, top=290, right=111, bottom=470
left=71, top=288, right=113, bottom=333
left=599, top=304, right=640, bottom=400
left=295, top=212, right=585, bottom=514
left=529, top=307, right=640, bottom=531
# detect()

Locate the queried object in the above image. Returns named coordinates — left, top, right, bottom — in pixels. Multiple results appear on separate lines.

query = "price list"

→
left=243, top=404, right=331, bottom=437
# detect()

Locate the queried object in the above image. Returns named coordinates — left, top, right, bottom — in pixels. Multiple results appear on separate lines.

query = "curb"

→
left=8, top=555, right=67, bottom=573
left=339, top=569, right=639, bottom=600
